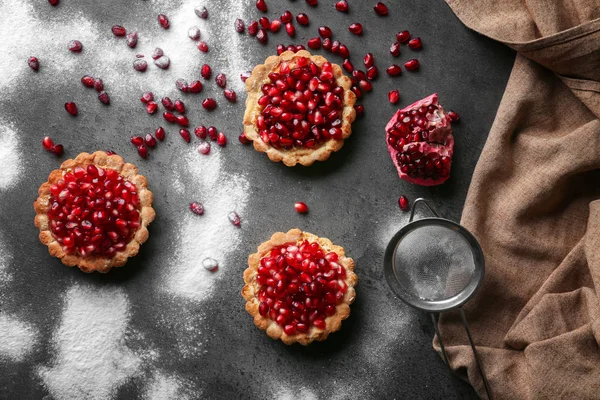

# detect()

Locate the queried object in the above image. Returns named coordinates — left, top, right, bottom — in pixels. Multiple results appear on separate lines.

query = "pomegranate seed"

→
left=146, top=102, right=158, bottom=114
left=188, top=26, right=201, bottom=40
left=144, top=133, right=157, bottom=148
left=351, top=86, right=363, bottom=99
left=322, top=38, right=332, bottom=50
left=352, top=69, right=367, bottom=81
left=105, top=150, right=116, bottom=155
left=280, top=10, right=293, bottom=23
left=390, top=42, right=401, bottom=57
left=342, top=59, right=353, bottom=73
left=447, top=110, right=460, bottom=122
left=112, top=25, right=126, bottom=37
left=198, top=142, right=211, bottom=155
left=190, top=201, right=205, bottom=215
left=276, top=44, right=285, bottom=55
left=363, top=53, right=375, bottom=68
left=137, top=144, right=148, bottom=159
left=188, top=80, right=203, bottom=93
left=238, top=133, right=250, bottom=144
left=338, top=44, right=350, bottom=58
left=179, top=129, right=191, bottom=143
left=259, top=17, right=270, bottom=29
left=155, top=127, right=165, bottom=140
left=51, top=144, right=64, bottom=156
left=224, top=89, right=237, bottom=103
left=28, top=56, right=39, bottom=71
left=270, top=20, right=282, bottom=33
left=68, top=40, right=82, bottom=52
left=248, top=21, right=259, bottom=36
left=81, top=75, right=94, bottom=88
left=42, top=136, right=54, bottom=151
left=318, top=26, right=332, bottom=38
left=202, top=258, right=218, bottom=272
left=294, top=202, right=309, bottom=214
left=359, top=80, right=372, bottom=91
left=354, top=104, right=364, bottom=117
left=331, top=40, right=340, bottom=54
left=176, top=79, right=189, bottom=93
left=140, top=92, right=154, bottom=103
left=335, top=0, right=349, bottom=12
left=92, top=79, right=103, bottom=93
left=404, top=59, right=420, bottom=71
left=374, top=2, right=388, bottom=15
left=152, top=48, right=163, bottom=60
left=131, top=136, right=144, bottom=146
left=157, top=14, right=169, bottom=29
left=217, top=132, right=227, bottom=146
left=154, top=56, right=170, bottom=69
left=307, top=37, right=322, bottom=49
left=176, top=115, right=189, bottom=127
left=194, top=6, right=208, bottom=19
left=396, top=30, right=410, bottom=43
left=48, top=0, right=59, bottom=6
left=284, top=324, right=296, bottom=336
left=398, top=195, right=409, bottom=211
left=202, top=98, right=217, bottom=111
left=285, top=23, right=295, bottom=37
left=234, top=19, right=245, bottom=33
left=367, top=66, right=379, bottom=80
left=228, top=211, right=241, bottom=227
left=408, top=37, right=422, bottom=50
left=201, top=64, right=212, bottom=79
left=349, top=23, right=363, bottom=35
left=306, top=0, right=318, bottom=6
left=64, top=102, right=78, bottom=116
left=386, top=64, right=402, bottom=76
left=126, top=32, right=137, bottom=48
left=197, top=42, right=208, bottom=52
left=133, top=59, right=147, bottom=72
left=194, top=126, right=207, bottom=139
left=215, top=73, right=226, bottom=88
left=296, top=13, right=309, bottom=25
left=388, top=90, right=400, bottom=104
left=163, top=112, right=176, bottom=123
left=256, top=0, right=268, bottom=12
left=207, top=126, right=218, bottom=140
left=136, top=54, right=144, bottom=58
left=161, top=97, right=174, bottom=110
left=174, top=99, right=185, bottom=113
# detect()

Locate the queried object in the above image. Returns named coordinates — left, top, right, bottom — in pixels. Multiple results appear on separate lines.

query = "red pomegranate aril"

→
left=396, top=30, right=411, bottom=43
left=163, top=112, right=176, bottom=123
left=194, top=126, right=207, bottom=139
left=283, top=324, right=297, bottom=336
left=259, top=17, right=270, bottom=29
left=331, top=40, right=340, bottom=54
left=224, top=89, right=237, bottom=103
left=447, top=110, right=460, bottom=122
left=198, top=142, right=211, bottom=155
left=307, top=37, right=322, bottom=49
left=335, top=0, right=349, bottom=12
left=197, top=41, right=209, bottom=52
left=306, top=0, right=318, bottom=5
left=318, top=26, right=332, bottom=38
left=408, top=37, right=422, bottom=50
left=270, top=20, right=281, bottom=33
left=51, top=145, right=64, bottom=156
left=174, top=100, right=185, bottom=113
left=126, top=32, right=137, bottom=48
left=64, top=102, right=78, bottom=116
left=228, top=211, right=241, bottom=227
left=68, top=40, right=82, bottom=52
left=28, top=56, right=39, bottom=71
left=48, top=0, right=59, bottom=5
left=162, top=97, right=174, bottom=110
left=354, top=104, right=364, bottom=117
left=201, top=64, right=212, bottom=79
left=238, top=133, right=250, bottom=144
left=155, top=127, right=165, bottom=140
left=257, top=29, right=268, bottom=44
left=387, top=64, right=402, bottom=76
left=137, top=144, right=148, bottom=159
left=131, top=136, right=144, bottom=146
left=176, top=79, right=189, bottom=93
left=349, top=23, right=363, bottom=35
left=398, top=195, right=409, bottom=211
left=234, top=19, right=245, bottom=33
left=190, top=201, right=204, bottom=215
left=296, top=13, right=309, bottom=25
left=366, top=66, right=379, bottom=80
left=404, top=59, right=420, bottom=71
left=248, top=21, right=259, bottom=36
left=294, top=202, right=308, bottom=214
left=276, top=44, right=285, bottom=55
left=133, top=59, right=147, bottom=72
left=207, top=126, right=218, bottom=140
left=81, top=75, right=94, bottom=88
left=194, top=6, right=208, bottom=19
left=352, top=69, right=367, bottom=81
left=390, top=42, right=401, bottom=57
left=215, top=73, right=227, bottom=88
left=363, top=53, right=374, bottom=68
left=140, top=92, right=153, bottom=104
left=176, top=115, right=189, bottom=127
left=179, top=129, right=191, bottom=143
left=388, top=89, right=400, bottom=104
left=359, top=80, right=372, bottom=92
left=157, top=14, right=169, bottom=29
left=342, top=59, right=353, bottom=73
left=152, top=48, right=164, bottom=60
left=351, top=86, right=362, bottom=99
left=256, top=0, right=267, bottom=12
left=188, top=26, right=201, bottom=40
left=217, top=132, right=227, bottom=146
left=146, top=102, right=158, bottom=114
left=202, top=98, right=217, bottom=111
left=42, top=136, right=54, bottom=151
left=322, top=38, right=332, bottom=50
left=92, top=78, right=103, bottom=92
left=285, top=23, right=295, bottom=37
left=188, top=80, right=203, bottom=93
left=154, top=55, right=170, bottom=69
left=144, top=134, right=157, bottom=148
left=202, top=257, right=218, bottom=272
left=111, top=25, right=126, bottom=37
left=374, top=2, right=388, bottom=15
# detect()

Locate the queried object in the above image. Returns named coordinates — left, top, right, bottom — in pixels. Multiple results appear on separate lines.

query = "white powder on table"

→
left=143, top=370, right=194, bottom=400
left=0, top=230, right=13, bottom=284
left=0, top=313, right=38, bottom=362
left=0, top=122, right=23, bottom=191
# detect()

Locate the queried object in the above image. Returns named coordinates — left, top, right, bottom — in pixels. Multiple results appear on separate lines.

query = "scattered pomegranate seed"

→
left=126, top=32, right=137, bottom=48
left=140, top=92, right=154, bottom=103
left=51, top=144, right=64, bottom=156
left=202, top=98, right=217, bottom=111
left=374, top=2, right=388, bottom=15
left=190, top=201, right=205, bottom=215
left=48, top=0, right=59, bottom=6
left=217, top=132, right=227, bottom=146
left=396, top=30, right=410, bottom=43
left=339, top=44, right=350, bottom=58
left=322, top=38, right=332, bottom=50
left=155, top=127, right=165, bottom=140
left=145, top=133, right=157, bottom=148
left=202, top=258, right=218, bottom=272
left=81, top=75, right=94, bottom=88
left=224, top=89, right=237, bottom=103
left=42, top=136, right=54, bottom=151
left=349, top=23, right=363, bottom=35
left=386, top=64, right=402, bottom=76
left=68, top=40, right=82, bottom=52
left=207, top=126, right=218, bottom=140
left=176, top=79, right=189, bottom=93
left=28, top=56, right=39, bottom=71
left=354, top=104, right=364, bottom=117
left=131, top=136, right=144, bottom=146
left=256, top=0, right=268, bottom=12
left=285, top=23, right=295, bottom=37
left=112, top=25, right=126, bottom=37
left=447, top=110, right=460, bottom=122
left=318, top=26, right=332, bottom=38
left=342, top=59, right=353, bottom=73
left=390, top=42, right=401, bottom=57
left=352, top=70, right=367, bottom=81
left=162, top=97, right=174, bottom=110
left=197, top=41, right=209, bottom=52
left=163, top=112, right=176, bottom=123
left=133, top=59, right=147, bottom=72
left=152, top=48, right=163, bottom=60
left=281, top=10, right=293, bottom=23
left=154, top=56, right=170, bottom=69
left=359, top=80, right=372, bottom=91
left=305, top=0, right=318, bottom=6
left=194, top=126, right=207, bottom=139
left=335, top=0, right=349, bottom=12
left=188, top=26, right=201, bottom=40
left=93, top=78, right=104, bottom=92
left=294, top=202, right=309, bottom=213
left=188, top=80, right=203, bottom=93
left=259, top=17, right=270, bottom=29
left=248, top=21, right=259, bottom=36
left=388, top=90, right=400, bottom=104
left=276, top=44, right=285, bottom=55
left=331, top=40, right=340, bottom=54
left=146, top=102, right=158, bottom=114
left=367, top=66, right=379, bottom=80
left=270, top=20, right=282, bottom=33
left=351, top=86, right=362, bottom=99
left=296, top=13, right=309, bottom=25
left=398, top=195, right=410, bottom=211
left=408, top=37, right=422, bottom=50
left=157, top=14, right=169, bottom=29
left=174, top=99, right=185, bottom=113
left=194, top=6, right=208, bottom=19
left=201, top=64, right=212, bottom=79
left=137, top=144, right=148, bottom=159
left=179, top=129, right=191, bottom=143
left=228, top=211, right=241, bottom=227
left=198, top=142, right=211, bottom=155
left=64, top=102, right=78, bottom=116
left=215, top=73, right=227, bottom=88
left=404, top=59, right=420, bottom=71
left=176, top=115, right=189, bottom=127
left=307, top=37, right=322, bottom=49
left=234, top=19, right=245, bottom=33
left=238, top=133, right=250, bottom=144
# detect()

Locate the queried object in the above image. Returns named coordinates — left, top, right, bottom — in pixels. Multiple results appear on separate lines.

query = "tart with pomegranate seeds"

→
left=243, top=50, right=357, bottom=166
left=242, top=228, right=357, bottom=345
left=34, top=151, right=155, bottom=273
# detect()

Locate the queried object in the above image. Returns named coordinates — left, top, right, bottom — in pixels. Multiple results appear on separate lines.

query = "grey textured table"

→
left=0, top=0, right=514, bottom=399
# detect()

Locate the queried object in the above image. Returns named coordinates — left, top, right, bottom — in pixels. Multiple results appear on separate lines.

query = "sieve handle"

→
left=409, top=198, right=440, bottom=222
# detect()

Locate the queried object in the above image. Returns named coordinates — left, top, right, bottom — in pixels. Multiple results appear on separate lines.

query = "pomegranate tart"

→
left=34, top=151, right=155, bottom=273
left=243, top=50, right=357, bottom=166
left=242, top=228, right=357, bottom=345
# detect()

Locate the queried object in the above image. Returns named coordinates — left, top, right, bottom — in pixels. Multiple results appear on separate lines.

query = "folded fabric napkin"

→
left=438, top=1, right=600, bottom=398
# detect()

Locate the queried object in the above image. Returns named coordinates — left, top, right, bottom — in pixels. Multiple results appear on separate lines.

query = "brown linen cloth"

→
left=437, top=1, right=600, bottom=399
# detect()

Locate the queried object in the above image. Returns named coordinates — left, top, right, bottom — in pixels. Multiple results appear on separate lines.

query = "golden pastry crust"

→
left=242, top=228, right=358, bottom=345
left=33, top=151, right=156, bottom=273
left=243, top=50, right=357, bottom=167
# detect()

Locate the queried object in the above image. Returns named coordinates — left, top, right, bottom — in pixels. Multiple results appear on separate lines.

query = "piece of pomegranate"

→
left=42, top=136, right=54, bottom=151
left=224, top=89, right=237, bottom=103
left=363, top=53, right=374, bottom=68
left=157, top=14, right=169, bottom=29
left=386, top=65, right=402, bottom=76
left=348, top=23, right=363, bottom=35
left=51, top=144, right=64, bottom=156
left=296, top=13, right=309, bottom=25
left=281, top=10, right=293, bottom=23
left=81, top=75, right=94, bottom=88
left=188, top=80, right=203, bottom=93
left=390, top=42, right=401, bottom=57
left=404, top=59, right=420, bottom=71
left=155, top=127, right=165, bottom=140
left=140, top=92, right=154, bottom=103
left=28, top=57, right=40, bottom=71
left=133, top=59, right=147, bottom=72
left=294, top=202, right=308, bottom=213
left=354, top=104, right=364, bottom=117
left=152, top=48, right=164, bottom=60
left=190, top=201, right=204, bottom=215
left=396, top=30, right=410, bottom=43
left=126, top=32, right=138, bottom=48
left=335, top=0, right=349, bottom=12
left=195, top=6, right=208, bottom=19
left=207, top=126, right=218, bottom=140
left=154, top=56, right=170, bottom=69
left=215, top=73, right=226, bottom=88
left=64, top=102, right=78, bottom=116
left=202, top=98, right=217, bottom=111
left=408, top=37, right=422, bottom=50
left=217, top=132, right=227, bottom=146
left=68, top=40, right=82, bottom=52
left=385, top=93, right=454, bottom=186
left=112, top=25, right=126, bottom=37
left=318, top=26, right=332, bottom=38
left=144, top=133, right=157, bottom=148
left=188, top=26, right=201, bottom=40
left=238, top=133, right=250, bottom=144
left=228, top=211, right=241, bottom=227
left=162, top=97, right=174, bottom=110
left=307, top=37, right=322, bottom=49
left=198, top=42, right=209, bottom=52
left=398, top=195, right=409, bottom=211
left=174, top=99, right=185, bottom=113
left=256, top=0, right=267, bottom=12
left=146, top=102, right=158, bottom=114
left=179, top=129, right=191, bottom=143
left=374, top=2, right=388, bottom=15
left=306, top=0, right=318, bottom=5
left=388, top=90, right=399, bottom=104
left=234, top=19, right=245, bottom=33
left=98, top=91, right=110, bottom=105
left=285, top=23, right=295, bottom=37
left=203, top=258, right=218, bottom=272
left=198, top=142, right=211, bottom=155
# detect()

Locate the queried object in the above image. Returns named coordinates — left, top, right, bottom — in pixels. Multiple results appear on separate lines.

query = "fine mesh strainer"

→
left=384, top=198, right=492, bottom=399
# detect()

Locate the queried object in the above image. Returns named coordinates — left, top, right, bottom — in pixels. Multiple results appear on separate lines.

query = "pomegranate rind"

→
left=243, top=50, right=357, bottom=167
left=385, top=93, right=454, bottom=186
left=33, top=151, right=156, bottom=273
left=242, top=228, right=358, bottom=346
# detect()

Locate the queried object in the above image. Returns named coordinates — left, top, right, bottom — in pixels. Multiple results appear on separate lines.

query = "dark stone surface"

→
left=0, top=0, right=515, bottom=399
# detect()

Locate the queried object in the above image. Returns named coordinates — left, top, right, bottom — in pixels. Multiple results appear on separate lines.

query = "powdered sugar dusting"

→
left=273, top=384, right=319, bottom=400
left=0, top=313, right=38, bottom=362
left=0, top=231, right=13, bottom=284
left=143, top=371, right=193, bottom=400
left=0, top=121, right=23, bottom=191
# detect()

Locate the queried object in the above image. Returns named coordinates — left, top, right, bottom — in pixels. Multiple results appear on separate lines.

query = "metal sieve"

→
left=384, top=198, right=492, bottom=399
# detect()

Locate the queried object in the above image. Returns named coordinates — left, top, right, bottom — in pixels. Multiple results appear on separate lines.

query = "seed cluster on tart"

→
left=243, top=50, right=357, bottom=167
left=34, top=151, right=155, bottom=273
left=242, top=228, right=357, bottom=345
